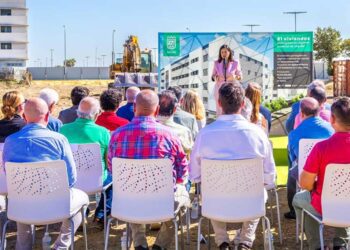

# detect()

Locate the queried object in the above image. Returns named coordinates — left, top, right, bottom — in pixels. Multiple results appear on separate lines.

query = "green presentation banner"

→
left=273, top=32, right=313, bottom=53
left=163, top=33, right=180, bottom=56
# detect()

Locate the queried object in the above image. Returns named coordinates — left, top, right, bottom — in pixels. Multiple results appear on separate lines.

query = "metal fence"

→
left=27, top=67, right=109, bottom=80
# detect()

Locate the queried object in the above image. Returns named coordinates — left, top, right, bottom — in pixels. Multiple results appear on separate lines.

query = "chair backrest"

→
left=201, top=158, right=265, bottom=222
left=70, top=143, right=103, bottom=194
left=0, top=143, right=7, bottom=195
left=322, top=164, right=350, bottom=227
left=111, top=158, right=174, bottom=224
left=5, top=160, right=70, bottom=225
left=298, top=139, right=324, bottom=179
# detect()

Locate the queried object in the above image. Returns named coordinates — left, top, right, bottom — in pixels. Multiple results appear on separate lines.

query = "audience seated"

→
left=190, top=82, right=275, bottom=250
left=58, top=86, right=90, bottom=124
left=0, top=91, right=26, bottom=143
left=245, top=82, right=268, bottom=134
left=294, top=86, right=330, bottom=129
left=116, top=86, right=140, bottom=121
left=285, top=97, right=334, bottom=220
left=157, top=90, right=194, bottom=155
left=241, top=97, right=253, bottom=121
left=39, top=88, right=62, bottom=132
left=293, top=97, right=350, bottom=250
left=181, top=89, right=206, bottom=130
left=167, top=86, right=199, bottom=139
left=96, top=89, right=129, bottom=131
left=60, top=97, right=112, bottom=223
left=108, top=89, right=189, bottom=250
left=259, top=104, right=272, bottom=132
left=2, top=98, right=88, bottom=249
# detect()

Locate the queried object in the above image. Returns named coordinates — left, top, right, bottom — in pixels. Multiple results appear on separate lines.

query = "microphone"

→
left=223, top=58, right=227, bottom=82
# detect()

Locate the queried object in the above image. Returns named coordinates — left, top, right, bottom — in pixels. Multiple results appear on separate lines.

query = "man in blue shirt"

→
left=117, top=86, right=140, bottom=121
left=2, top=98, right=88, bottom=250
left=285, top=97, right=334, bottom=219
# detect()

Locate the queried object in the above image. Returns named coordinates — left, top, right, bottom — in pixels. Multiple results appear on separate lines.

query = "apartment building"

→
left=0, top=0, right=28, bottom=68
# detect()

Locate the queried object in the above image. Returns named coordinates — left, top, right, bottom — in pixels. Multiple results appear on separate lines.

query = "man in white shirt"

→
left=190, top=82, right=276, bottom=250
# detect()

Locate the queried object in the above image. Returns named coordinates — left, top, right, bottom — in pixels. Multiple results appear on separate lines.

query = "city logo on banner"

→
left=163, top=33, right=180, bottom=56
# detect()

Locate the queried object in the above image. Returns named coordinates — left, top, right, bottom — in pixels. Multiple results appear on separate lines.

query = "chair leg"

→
left=186, top=208, right=190, bottom=245
left=300, top=209, right=305, bottom=250
left=70, top=219, right=75, bottom=250
left=208, top=219, right=211, bottom=250
left=179, top=213, right=185, bottom=250
left=81, top=206, right=88, bottom=250
left=31, top=225, right=35, bottom=245
left=268, top=191, right=274, bottom=224
left=102, top=189, right=107, bottom=237
left=262, top=216, right=266, bottom=250
left=197, top=217, right=203, bottom=250
left=104, top=217, right=115, bottom=250
left=319, top=224, right=324, bottom=250
left=274, top=188, right=283, bottom=244
left=296, top=215, right=300, bottom=244
left=1, top=219, right=9, bottom=250
left=264, top=216, right=273, bottom=250
left=126, top=223, right=130, bottom=250
left=173, top=218, right=179, bottom=250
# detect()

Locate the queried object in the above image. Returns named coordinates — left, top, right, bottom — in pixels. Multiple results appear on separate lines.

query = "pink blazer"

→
left=212, top=59, right=242, bottom=84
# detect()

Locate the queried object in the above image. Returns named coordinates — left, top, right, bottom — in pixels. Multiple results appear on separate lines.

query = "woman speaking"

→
left=211, top=44, right=242, bottom=115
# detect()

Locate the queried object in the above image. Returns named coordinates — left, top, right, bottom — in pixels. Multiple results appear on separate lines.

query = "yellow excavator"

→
left=109, top=35, right=153, bottom=79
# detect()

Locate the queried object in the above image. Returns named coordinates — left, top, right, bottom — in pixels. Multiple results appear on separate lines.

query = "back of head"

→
left=300, top=97, right=320, bottom=117
left=245, top=82, right=262, bottom=123
left=39, top=88, right=59, bottom=107
left=71, top=86, right=90, bottom=106
left=24, top=98, right=49, bottom=124
left=1, top=91, right=25, bottom=119
left=77, top=97, right=100, bottom=120
left=309, top=86, right=327, bottom=105
left=181, top=89, right=205, bottom=120
left=167, top=86, right=183, bottom=102
left=100, top=89, right=123, bottom=111
left=219, top=82, right=245, bottom=114
left=331, top=97, right=350, bottom=131
left=159, top=90, right=177, bottom=117
left=135, top=89, right=159, bottom=117
left=307, top=80, right=325, bottom=95
left=126, top=86, right=140, bottom=103
left=241, top=97, right=253, bottom=121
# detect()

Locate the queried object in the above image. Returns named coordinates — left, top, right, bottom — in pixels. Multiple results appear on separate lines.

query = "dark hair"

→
left=309, top=86, right=327, bottom=105
left=167, top=86, right=182, bottom=102
left=219, top=82, right=245, bottom=114
left=71, top=86, right=90, bottom=105
left=300, top=98, right=320, bottom=117
left=331, top=97, right=350, bottom=127
left=100, top=89, right=123, bottom=111
left=217, top=44, right=233, bottom=63
left=159, top=90, right=178, bottom=116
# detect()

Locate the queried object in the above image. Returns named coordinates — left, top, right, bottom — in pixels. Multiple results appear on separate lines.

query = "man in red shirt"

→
left=96, top=89, right=129, bottom=131
left=293, top=97, right=350, bottom=250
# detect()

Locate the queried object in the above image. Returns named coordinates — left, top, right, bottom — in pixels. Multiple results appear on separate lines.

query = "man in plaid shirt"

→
left=108, top=89, right=189, bottom=250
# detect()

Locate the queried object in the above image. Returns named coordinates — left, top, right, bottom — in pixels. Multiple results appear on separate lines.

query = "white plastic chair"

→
left=1, top=160, right=89, bottom=250
left=300, top=164, right=350, bottom=250
left=70, top=143, right=111, bottom=234
left=198, top=158, right=273, bottom=250
left=0, top=143, right=6, bottom=196
left=296, top=138, right=324, bottom=243
left=104, top=158, right=186, bottom=250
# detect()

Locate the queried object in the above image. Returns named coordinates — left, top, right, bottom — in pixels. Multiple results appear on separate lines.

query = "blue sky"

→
left=28, top=0, right=350, bottom=67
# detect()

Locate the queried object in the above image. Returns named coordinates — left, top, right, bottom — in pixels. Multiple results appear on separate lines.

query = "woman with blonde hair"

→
left=181, top=89, right=206, bottom=130
left=0, top=91, right=26, bottom=142
left=245, top=82, right=268, bottom=133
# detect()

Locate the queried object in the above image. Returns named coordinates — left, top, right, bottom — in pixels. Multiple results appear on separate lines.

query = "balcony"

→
left=0, top=0, right=26, bottom=9
left=0, top=15, right=27, bottom=26
left=0, top=32, right=27, bottom=43
left=0, top=49, right=27, bottom=60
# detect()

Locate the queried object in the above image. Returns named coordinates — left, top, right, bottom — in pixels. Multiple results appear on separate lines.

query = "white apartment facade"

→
left=0, top=0, right=28, bottom=68
left=160, top=35, right=273, bottom=115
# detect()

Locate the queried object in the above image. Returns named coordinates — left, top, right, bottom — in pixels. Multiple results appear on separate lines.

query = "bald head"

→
left=300, top=97, right=320, bottom=118
left=24, top=98, right=49, bottom=125
left=78, top=97, right=100, bottom=120
left=126, top=87, right=140, bottom=103
left=135, top=89, right=159, bottom=117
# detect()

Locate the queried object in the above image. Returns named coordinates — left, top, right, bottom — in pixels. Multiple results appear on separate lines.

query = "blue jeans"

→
left=94, top=175, right=113, bottom=220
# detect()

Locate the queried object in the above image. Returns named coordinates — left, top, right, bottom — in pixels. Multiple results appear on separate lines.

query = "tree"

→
left=342, top=39, right=350, bottom=57
left=314, top=27, right=343, bottom=75
left=64, top=58, right=76, bottom=67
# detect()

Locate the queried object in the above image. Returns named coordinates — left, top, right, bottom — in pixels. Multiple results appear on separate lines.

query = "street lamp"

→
left=101, top=54, right=106, bottom=66
left=186, top=27, right=191, bottom=32
left=283, top=11, right=307, bottom=32
left=112, top=29, right=116, bottom=64
left=50, top=49, right=54, bottom=67
left=63, top=25, right=67, bottom=66
left=242, top=24, right=261, bottom=32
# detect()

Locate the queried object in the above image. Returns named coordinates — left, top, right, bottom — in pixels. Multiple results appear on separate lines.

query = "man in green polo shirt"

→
left=60, top=96, right=111, bottom=224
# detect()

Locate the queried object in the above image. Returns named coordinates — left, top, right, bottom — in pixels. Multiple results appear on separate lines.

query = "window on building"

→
left=0, top=9, right=11, bottom=16
left=265, top=74, right=268, bottom=79
left=1, top=43, right=12, bottom=50
left=247, top=70, right=251, bottom=75
left=203, top=54, right=208, bottom=62
left=203, top=82, right=208, bottom=90
left=191, top=57, right=199, bottom=64
left=191, top=70, right=199, bottom=76
left=1, top=26, right=11, bottom=33
left=255, top=72, right=258, bottom=76
left=247, top=57, right=251, bottom=62
left=203, top=68, right=208, bottom=76
left=265, top=64, right=268, bottom=68
left=265, top=96, right=268, bottom=100
left=191, top=84, right=199, bottom=88
left=203, top=97, right=208, bottom=104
